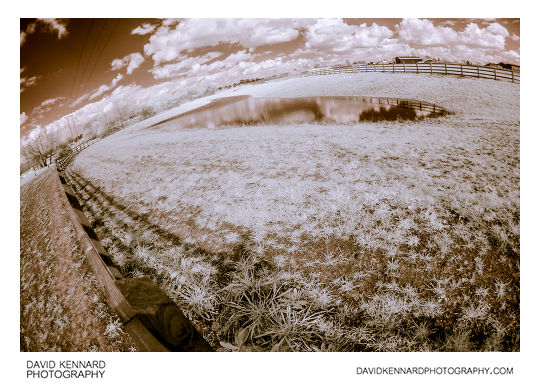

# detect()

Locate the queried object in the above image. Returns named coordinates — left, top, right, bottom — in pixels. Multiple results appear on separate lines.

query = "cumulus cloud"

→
left=304, top=19, right=395, bottom=53
left=170, top=50, right=255, bottom=82
left=20, top=74, right=40, bottom=93
left=392, top=18, right=517, bottom=64
left=89, top=73, right=124, bottom=100
left=111, top=52, right=145, bottom=74
left=21, top=18, right=68, bottom=46
left=150, top=51, right=224, bottom=79
left=439, top=20, right=457, bottom=27
left=144, top=19, right=312, bottom=65
left=460, top=22, right=509, bottom=49
left=132, top=23, right=157, bottom=35
left=396, top=18, right=459, bottom=47
left=90, top=84, right=111, bottom=100
left=20, top=112, right=28, bottom=126
left=111, top=73, right=124, bottom=86
left=40, top=18, right=69, bottom=39
left=40, top=96, right=66, bottom=107
left=397, top=18, right=509, bottom=50
left=71, top=92, right=91, bottom=107
left=30, top=96, right=68, bottom=119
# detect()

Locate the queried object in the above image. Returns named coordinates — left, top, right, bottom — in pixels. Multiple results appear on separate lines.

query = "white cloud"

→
left=21, top=18, right=69, bottom=46
left=132, top=23, right=157, bottom=35
left=179, top=50, right=255, bottom=80
left=40, top=96, right=66, bottom=107
left=144, top=19, right=313, bottom=65
left=392, top=18, right=517, bottom=64
left=39, top=18, right=68, bottom=39
left=460, top=22, right=508, bottom=49
left=20, top=75, right=40, bottom=93
left=88, top=73, right=125, bottom=101
left=439, top=20, right=457, bottom=27
left=396, top=18, right=459, bottom=47
left=89, top=84, right=111, bottom=101
left=111, top=73, right=124, bottom=87
left=150, top=51, right=224, bottom=79
left=71, top=92, right=91, bottom=107
left=20, top=112, right=28, bottom=126
left=111, top=52, right=145, bottom=74
left=126, top=54, right=144, bottom=74
left=25, top=125, right=43, bottom=144
left=30, top=96, right=68, bottom=118
left=111, top=58, right=124, bottom=71
left=305, top=19, right=395, bottom=53
left=397, top=18, right=509, bottom=50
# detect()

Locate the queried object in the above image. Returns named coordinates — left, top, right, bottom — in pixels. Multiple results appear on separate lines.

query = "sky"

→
left=20, top=17, right=520, bottom=145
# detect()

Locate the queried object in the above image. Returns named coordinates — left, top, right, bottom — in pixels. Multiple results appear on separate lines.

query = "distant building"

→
left=395, top=56, right=423, bottom=64
left=484, top=62, right=518, bottom=72
left=498, top=62, right=520, bottom=72
left=485, top=62, right=504, bottom=69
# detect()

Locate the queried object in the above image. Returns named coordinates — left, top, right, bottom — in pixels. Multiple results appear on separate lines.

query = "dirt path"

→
left=20, top=167, right=135, bottom=351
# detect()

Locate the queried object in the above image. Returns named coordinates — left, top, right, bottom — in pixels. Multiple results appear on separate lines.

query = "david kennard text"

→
left=27, top=360, right=106, bottom=379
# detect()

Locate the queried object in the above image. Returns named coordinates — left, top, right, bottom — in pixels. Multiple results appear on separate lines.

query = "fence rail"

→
left=56, top=125, right=124, bottom=170
left=55, top=169, right=213, bottom=351
left=290, top=62, right=519, bottom=84
left=342, top=96, right=449, bottom=116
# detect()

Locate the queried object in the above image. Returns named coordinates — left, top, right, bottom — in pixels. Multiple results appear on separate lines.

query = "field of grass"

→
left=67, top=72, right=519, bottom=351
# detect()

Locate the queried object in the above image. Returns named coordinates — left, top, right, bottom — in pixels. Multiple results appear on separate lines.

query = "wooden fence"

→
left=342, top=96, right=449, bottom=116
left=56, top=170, right=213, bottom=351
left=56, top=125, right=124, bottom=170
left=289, top=62, right=519, bottom=84
left=53, top=117, right=214, bottom=351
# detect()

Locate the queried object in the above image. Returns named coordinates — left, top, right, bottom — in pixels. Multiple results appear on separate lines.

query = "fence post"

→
left=393, top=63, right=395, bottom=73
left=494, top=68, right=497, bottom=81
left=511, top=70, right=514, bottom=83
left=430, top=63, right=432, bottom=75
left=460, top=65, right=463, bottom=77
left=477, top=66, right=480, bottom=78
left=445, top=63, right=447, bottom=75
left=416, top=63, right=418, bottom=74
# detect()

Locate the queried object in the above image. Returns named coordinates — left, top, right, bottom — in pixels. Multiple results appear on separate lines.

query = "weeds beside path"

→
left=20, top=168, right=135, bottom=351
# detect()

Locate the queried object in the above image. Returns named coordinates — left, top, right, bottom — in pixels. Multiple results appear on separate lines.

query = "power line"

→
left=80, top=19, right=120, bottom=95
left=78, top=18, right=108, bottom=94
left=70, top=18, right=94, bottom=100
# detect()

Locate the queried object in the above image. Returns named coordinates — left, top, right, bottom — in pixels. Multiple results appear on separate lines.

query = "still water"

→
left=152, top=95, right=448, bottom=129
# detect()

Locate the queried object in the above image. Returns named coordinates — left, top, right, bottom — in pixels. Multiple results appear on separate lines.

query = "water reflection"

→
left=152, top=96, right=448, bottom=129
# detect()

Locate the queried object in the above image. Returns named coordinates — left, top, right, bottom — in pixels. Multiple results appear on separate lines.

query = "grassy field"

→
left=67, top=72, right=519, bottom=351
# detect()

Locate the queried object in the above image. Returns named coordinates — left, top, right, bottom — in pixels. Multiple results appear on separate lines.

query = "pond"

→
left=151, top=95, right=449, bottom=129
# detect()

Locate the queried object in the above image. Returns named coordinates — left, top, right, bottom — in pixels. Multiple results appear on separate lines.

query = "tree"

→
left=140, top=106, right=156, bottom=119
left=21, top=129, right=54, bottom=169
